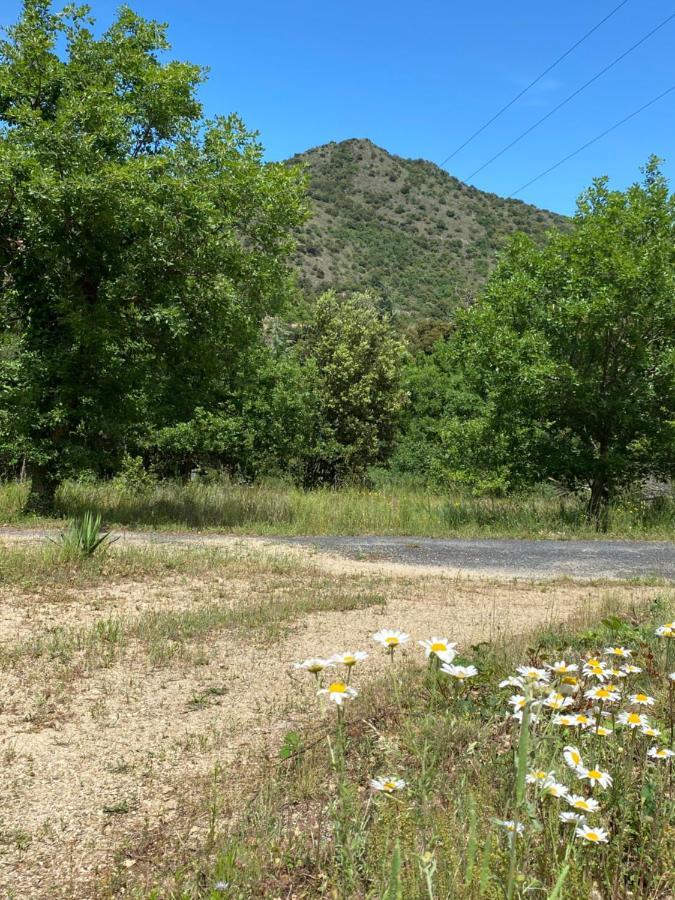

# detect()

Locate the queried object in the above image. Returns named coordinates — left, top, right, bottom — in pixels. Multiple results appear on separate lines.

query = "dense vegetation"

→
left=1, top=1, right=674, bottom=532
left=289, top=138, right=568, bottom=338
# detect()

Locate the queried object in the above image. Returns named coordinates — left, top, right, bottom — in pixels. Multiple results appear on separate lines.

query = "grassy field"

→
left=2, top=477, right=674, bottom=539
left=177, top=596, right=675, bottom=899
left=0, top=533, right=672, bottom=898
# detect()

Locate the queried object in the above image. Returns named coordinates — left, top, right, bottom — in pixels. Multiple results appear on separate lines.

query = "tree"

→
left=298, top=291, right=409, bottom=486
left=450, top=159, right=675, bottom=525
left=0, top=1, right=307, bottom=509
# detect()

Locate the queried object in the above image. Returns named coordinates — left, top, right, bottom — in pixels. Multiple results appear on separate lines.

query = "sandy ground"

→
left=0, top=538, right=663, bottom=898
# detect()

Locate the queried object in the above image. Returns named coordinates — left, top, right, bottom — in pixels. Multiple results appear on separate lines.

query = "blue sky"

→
left=2, top=0, right=674, bottom=214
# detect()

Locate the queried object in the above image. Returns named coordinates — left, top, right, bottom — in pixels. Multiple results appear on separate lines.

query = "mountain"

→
left=288, top=139, right=568, bottom=327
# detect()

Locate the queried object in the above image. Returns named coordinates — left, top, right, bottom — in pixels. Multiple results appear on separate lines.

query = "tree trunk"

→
left=587, top=477, right=610, bottom=532
left=24, top=464, right=58, bottom=516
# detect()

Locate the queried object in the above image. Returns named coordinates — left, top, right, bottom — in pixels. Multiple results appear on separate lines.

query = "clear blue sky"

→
left=2, top=0, right=674, bottom=214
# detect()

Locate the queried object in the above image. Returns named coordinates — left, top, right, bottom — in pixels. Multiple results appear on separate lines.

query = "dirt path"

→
left=2, top=526, right=674, bottom=580
left=0, top=540, right=665, bottom=898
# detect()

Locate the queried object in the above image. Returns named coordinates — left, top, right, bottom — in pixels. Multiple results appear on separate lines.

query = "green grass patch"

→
left=3, top=478, right=674, bottom=539
left=158, top=595, right=675, bottom=898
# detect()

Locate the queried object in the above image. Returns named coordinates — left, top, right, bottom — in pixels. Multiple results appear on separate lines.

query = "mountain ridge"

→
left=288, top=138, right=568, bottom=327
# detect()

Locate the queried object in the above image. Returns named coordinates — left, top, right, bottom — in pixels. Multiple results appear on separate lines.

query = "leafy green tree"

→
left=449, top=159, right=675, bottom=524
left=298, top=291, right=409, bottom=486
left=0, top=1, right=307, bottom=508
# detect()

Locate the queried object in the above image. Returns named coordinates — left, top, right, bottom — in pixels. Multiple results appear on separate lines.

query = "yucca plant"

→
left=53, top=511, right=118, bottom=558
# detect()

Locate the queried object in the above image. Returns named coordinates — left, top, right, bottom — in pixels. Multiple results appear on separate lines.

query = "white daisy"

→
left=526, top=769, right=555, bottom=785
left=294, top=658, right=334, bottom=674
left=576, top=766, right=612, bottom=790
left=372, top=629, right=410, bottom=652
left=567, top=794, right=600, bottom=814
left=604, top=646, right=631, bottom=658
left=441, top=663, right=478, bottom=681
left=317, top=681, right=358, bottom=706
left=563, top=746, right=584, bottom=769
left=622, top=664, right=643, bottom=675
left=418, top=638, right=457, bottom=663
left=517, top=665, right=550, bottom=683
left=370, top=776, right=406, bottom=793
left=543, top=692, right=574, bottom=710
left=630, top=693, right=655, bottom=706
left=546, top=660, right=579, bottom=674
left=496, top=820, right=524, bottom=835
left=560, top=811, right=586, bottom=824
left=594, top=725, right=613, bottom=737
left=330, top=651, right=368, bottom=668
left=641, top=725, right=661, bottom=738
left=499, top=675, right=525, bottom=689
left=576, top=824, right=609, bottom=844
left=647, top=746, right=674, bottom=760
left=542, top=778, right=569, bottom=799
left=585, top=686, right=620, bottom=703
left=655, top=624, right=674, bottom=638
left=617, top=711, right=649, bottom=730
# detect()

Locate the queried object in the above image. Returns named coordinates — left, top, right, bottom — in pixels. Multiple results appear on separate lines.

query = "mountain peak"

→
left=289, top=140, right=567, bottom=325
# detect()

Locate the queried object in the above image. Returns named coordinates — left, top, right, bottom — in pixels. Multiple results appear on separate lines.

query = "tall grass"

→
left=1, top=477, right=674, bottom=539
left=159, top=596, right=675, bottom=899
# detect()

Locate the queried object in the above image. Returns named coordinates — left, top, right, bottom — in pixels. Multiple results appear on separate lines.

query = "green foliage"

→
left=289, top=139, right=567, bottom=330
left=295, top=291, right=410, bottom=485
left=53, top=510, right=117, bottom=558
left=400, top=160, right=675, bottom=516
left=0, top=1, right=307, bottom=506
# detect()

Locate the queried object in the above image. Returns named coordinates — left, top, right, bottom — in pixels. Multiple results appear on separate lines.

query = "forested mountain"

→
left=289, top=139, right=568, bottom=323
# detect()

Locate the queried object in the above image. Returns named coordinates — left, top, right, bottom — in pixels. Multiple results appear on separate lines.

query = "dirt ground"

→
left=0, top=537, right=664, bottom=898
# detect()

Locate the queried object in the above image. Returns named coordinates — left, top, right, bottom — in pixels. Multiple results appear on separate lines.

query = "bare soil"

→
left=0, top=538, right=662, bottom=898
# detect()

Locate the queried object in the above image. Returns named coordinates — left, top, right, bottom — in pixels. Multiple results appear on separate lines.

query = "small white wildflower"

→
left=370, top=775, right=406, bottom=792
left=440, top=663, right=478, bottom=681
left=575, top=824, right=609, bottom=844
left=647, top=746, right=675, bottom=760
left=418, top=638, right=457, bottom=663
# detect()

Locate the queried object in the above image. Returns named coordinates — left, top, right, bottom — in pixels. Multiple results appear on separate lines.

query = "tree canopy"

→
left=0, top=1, right=307, bottom=507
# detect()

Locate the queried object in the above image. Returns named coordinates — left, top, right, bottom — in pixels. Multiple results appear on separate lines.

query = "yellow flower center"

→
left=587, top=658, right=601, bottom=667
left=575, top=800, right=590, bottom=810
left=329, top=682, right=347, bottom=694
left=585, top=832, right=601, bottom=842
left=562, top=676, right=578, bottom=685
left=576, top=715, right=590, bottom=724
left=588, top=770, right=602, bottom=780
left=344, top=656, right=356, bottom=666
left=569, top=752, right=581, bottom=764
left=635, top=694, right=648, bottom=702
left=308, top=662, right=323, bottom=673
left=627, top=713, right=641, bottom=724
left=430, top=642, right=446, bottom=653
left=533, top=771, right=546, bottom=779
left=383, top=781, right=397, bottom=791
left=385, top=636, right=399, bottom=646
left=595, top=689, right=611, bottom=698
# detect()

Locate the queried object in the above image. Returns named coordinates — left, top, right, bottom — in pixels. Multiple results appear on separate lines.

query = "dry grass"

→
left=0, top=539, right=668, bottom=898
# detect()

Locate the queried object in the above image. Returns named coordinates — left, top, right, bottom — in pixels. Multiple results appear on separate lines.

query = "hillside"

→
left=289, top=139, right=568, bottom=325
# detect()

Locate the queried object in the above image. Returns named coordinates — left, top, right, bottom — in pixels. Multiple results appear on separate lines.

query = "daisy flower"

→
left=560, top=811, right=586, bottom=824
left=441, top=663, right=478, bottom=681
left=630, top=693, right=655, bottom=706
left=617, top=711, right=649, bottom=730
left=641, top=725, right=661, bottom=738
left=370, top=776, right=406, bottom=793
left=563, top=746, right=584, bottom=769
left=317, top=681, right=358, bottom=706
left=294, top=658, right=334, bottom=674
left=655, top=624, right=674, bottom=638
left=594, top=725, right=613, bottom=737
left=544, top=692, right=574, bottom=710
left=604, top=646, right=631, bottom=658
left=331, top=651, right=368, bottom=668
left=517, top=665, right=549, bottom=683
left=554, top=714, right=577, bottom=728
left=508, top=694, right=526, bottom=711
left=372, top=629, right=410, bottom=652
left=585, top=686, right=620, bottom=703
left=576, top=824, right=609, bottom=844
left=560, top=675, right=580, bottom=695
left=546, top=660, right=578, bottom=674
left=418, top=638, right=457, bottom=663
left=583, top=663, right=609, bottom=681
left=542, top=779, right=569, bottom=799
left=571, top=713, right=596, bottom=729
left=499, top=675, right=525, bottom=689
left=496, top=820, right=524, bottom=836
left=526, top=769, right=555, bottom=785
left=606, top=668, right=627, bottom=680
left=622, top=664, right=643, bottom=675
left=576, top=766, right=613, bottom=790
left=647, top=746, right=674, bottom=760
left=567, top=794, right=600, bottom=814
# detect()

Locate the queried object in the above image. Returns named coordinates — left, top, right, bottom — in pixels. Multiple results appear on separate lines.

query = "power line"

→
left=511, top=83, right=675, bottom=196
left=438, top=0, right=631, bottom=168
left=463, top=9, right=675, bottom=182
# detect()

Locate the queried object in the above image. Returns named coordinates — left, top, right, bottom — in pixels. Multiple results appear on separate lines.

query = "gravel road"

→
left=1, top=527, right=673, bottom=580
left=269, top=535, right=675, bottom=581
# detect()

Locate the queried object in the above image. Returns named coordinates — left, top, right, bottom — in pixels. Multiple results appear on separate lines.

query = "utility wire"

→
left=511, top=83, right=675, bottom=196
left=463, top=9, right=675, bottom=182
left=438, top=0, right=631, bottom=167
